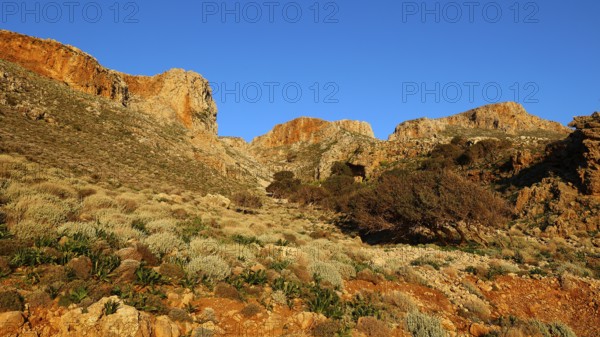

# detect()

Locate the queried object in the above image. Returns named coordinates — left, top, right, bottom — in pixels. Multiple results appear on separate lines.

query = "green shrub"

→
left=411, top=257, right=443, bottom=270
left=241, top=269, right=267, bottom=286
left=546, top=323, right=577, bottom=337
left=135, top=264, right=164, bottom=286
left=343, top=169, right=511, bottom=244
left=10, top=248, right=54, bottom=267
left=68, top=285, right=89, bottom=304
left=232, top=234, right=261, bottom=246
left=348, top=294, right=382, bottom=321
left=271, top=277, right=301, bottom=300
left=306, top=284, right=343, bottom=319
left=90, top=253, right=120, bottom=281
left=177, top=217, right=205, bottom=243
left=0, top=290, right=24, bottom=312
left=104, top=299, right=120, bottom=315
left=269, top=259, right=291, bottom=271
left=118, top=286, right=166, bottom=314
left=0, top=224, right=11, bottom=239
left=266, top=171, right=301, bottom=198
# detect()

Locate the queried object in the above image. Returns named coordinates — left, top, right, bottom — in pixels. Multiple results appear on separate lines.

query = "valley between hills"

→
left=0, top=30, right=599, bottom=337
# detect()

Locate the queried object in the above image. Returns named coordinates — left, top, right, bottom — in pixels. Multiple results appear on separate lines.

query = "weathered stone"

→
left=116, top=247, right=143, bottom=262
left=389, top=102, right=570, bottom=142
left=113, top=259, right=141, bottom=284
left=154, top=315, right=180, bottom=337
left=59, top=297, right=151, bottom=337
left=569, top=112, right=600, bottom=196
left=0, top=311, right=24, bottom=336
left=67, top=256, right=92, bottom=280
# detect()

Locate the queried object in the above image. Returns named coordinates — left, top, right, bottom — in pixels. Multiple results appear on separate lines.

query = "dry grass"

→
left=356, top=317, right=391, bottom=337
left=0, top=147, right=596, bottom=337
left=382, top=291, right=418, bottom=313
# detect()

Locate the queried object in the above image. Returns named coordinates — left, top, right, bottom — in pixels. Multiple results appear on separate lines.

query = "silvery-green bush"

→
left=186, top=255, right=231, bottom=281
left=405, top=311, right=448, bottom=337
left=144, top=232, right=185, bottom=258
left=309, top=261, right=343, bottom=288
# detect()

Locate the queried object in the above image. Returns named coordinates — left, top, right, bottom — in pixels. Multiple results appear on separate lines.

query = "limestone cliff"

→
left=389, top=102, right=570, bottom=142
left=0, top=30, right=217, bottom=134
left=251, top=117, right=374, bottom=149
left=249, top=117, right=379, bottom=180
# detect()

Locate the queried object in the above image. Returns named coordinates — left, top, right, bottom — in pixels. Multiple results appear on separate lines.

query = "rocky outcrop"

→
left=0, top=30, right=129, bottom=104
left=251, top=117, right=374, bottom=149
left=123, top=70, right=217, bottom=133
left=249, top=117, right=378, bottom=180
left=0, top=311, right=25, bottom=336
left=569, top=112, right=600, bottom=196
left=333, top=120, right=375, bottom=138
left=59, top=297, right=152, bottom=337
left=515, top=178, right=599, bottom=234
left=0, top=30, right=216, bottom=134
left=389, top=102, right=570, bottom=141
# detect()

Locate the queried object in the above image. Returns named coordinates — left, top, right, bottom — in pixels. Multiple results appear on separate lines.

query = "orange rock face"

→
left=0, top=30, right=129, bottom=104
left=253, top=117, right=330, bottom=148
left=251, top=117, right=374, bottom=148
left=569, top=112, right=600, bottom=196
left=0, top=30, right=217, bottom=134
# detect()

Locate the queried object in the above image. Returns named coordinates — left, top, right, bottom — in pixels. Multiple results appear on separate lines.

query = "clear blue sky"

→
left=2, top=0, right=599, bottom=140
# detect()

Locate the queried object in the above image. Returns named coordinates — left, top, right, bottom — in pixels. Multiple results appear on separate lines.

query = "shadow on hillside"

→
left=497, top=132, right=585, bottom=192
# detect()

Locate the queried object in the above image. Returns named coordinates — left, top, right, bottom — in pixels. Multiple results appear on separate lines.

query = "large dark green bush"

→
left=266, top=171, right=301, bottom=198
left=343, top=169, right=511, bottom=243
left=231, top=191, right=263, bottom=209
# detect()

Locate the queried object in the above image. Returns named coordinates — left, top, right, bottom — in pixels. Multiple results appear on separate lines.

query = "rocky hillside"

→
left=0, top=30, right=217, bottom=134
left=0, top=152, right=598, bottom=337
left=569, top=112, right=600, bottom=196
left=249, top=103, right=572, bottom=183
left=0, top=51, right=269, bottom=194
left=389, top=102, right=570, bottom=142
left=1, top=29, right=599, bottom=337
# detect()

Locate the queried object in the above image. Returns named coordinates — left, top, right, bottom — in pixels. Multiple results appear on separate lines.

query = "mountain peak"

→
left=389, top=102, right=570, bottom=142
left=0, top=30, right=217, bottom=134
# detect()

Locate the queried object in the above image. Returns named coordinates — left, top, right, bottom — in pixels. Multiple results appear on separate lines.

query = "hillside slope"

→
left=0, top=59, right=267, bottom=194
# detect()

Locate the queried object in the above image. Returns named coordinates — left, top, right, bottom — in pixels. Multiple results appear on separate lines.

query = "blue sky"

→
left=2, top=0, right=599, bottom=140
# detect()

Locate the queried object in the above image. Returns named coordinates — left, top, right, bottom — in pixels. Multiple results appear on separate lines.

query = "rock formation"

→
left=389, top=102, right=570, bottom=142
left=123, top=70, right=217, bottom=134
left=569, top=112, right=600, bottom=196
left=0, top=30, right=217, bottom=134
left=251, top=117, right=374, bottom=149
left=249, top=117, right=379, bottom=180
left=0, top=30, right=577, bottom=188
